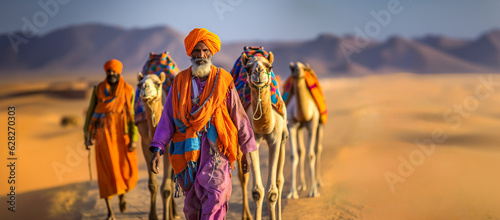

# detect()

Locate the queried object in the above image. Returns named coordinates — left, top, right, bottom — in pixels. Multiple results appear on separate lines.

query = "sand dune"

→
left=1, top=73, right=500, bottom=219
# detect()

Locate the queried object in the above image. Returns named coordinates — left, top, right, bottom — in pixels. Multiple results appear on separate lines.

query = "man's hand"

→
left=150, top=151, right=161, bottom=174
left=128, top=142, right=136, bottom=152
left=85, top=137, right=93, bottom=150
left=241, top=153, right=252, bottom=174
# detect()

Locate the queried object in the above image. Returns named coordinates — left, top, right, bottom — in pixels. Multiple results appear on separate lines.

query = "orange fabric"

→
left=304, top=69, right=328, bottom=124
left=283, top=70, right=328, bottom=124
left=103, top=59, right=123, bottom=74
left=170, top=65, right=239, bottom=174
left=184, top=28, right=221, bottom=56
left=90, top=76, right=138, bottom=198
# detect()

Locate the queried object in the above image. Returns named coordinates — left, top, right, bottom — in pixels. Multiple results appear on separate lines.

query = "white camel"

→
left=239, top=52, right=288, bottom=220
left=286, top=62, right=324, bottom=199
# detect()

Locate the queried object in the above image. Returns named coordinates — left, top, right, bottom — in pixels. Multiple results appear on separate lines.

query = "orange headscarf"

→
left=103, top=59, right=123, bottom=74
left=184, top=28, right=221, bottom=56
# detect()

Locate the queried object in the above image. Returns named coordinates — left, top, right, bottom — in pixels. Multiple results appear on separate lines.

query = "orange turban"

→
left=103, top=59, right=123, bottom=74
left=184, top=28, right=221, bottom=56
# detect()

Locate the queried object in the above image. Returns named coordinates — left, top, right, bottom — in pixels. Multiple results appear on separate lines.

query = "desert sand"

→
left=1, top=73, right=500, bottom=219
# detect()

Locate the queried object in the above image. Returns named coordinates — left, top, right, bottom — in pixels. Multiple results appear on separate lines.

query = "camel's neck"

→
left=250, top=86, right=275, bottom=134
left=293, top=77, right=315, bottom=121
left=143, top=96, right=163, bottom=139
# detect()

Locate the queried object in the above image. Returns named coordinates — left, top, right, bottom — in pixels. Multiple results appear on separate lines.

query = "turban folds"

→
left=184, top=28, right=221, bottom=56
left=104, top=59, right=123, bottom=74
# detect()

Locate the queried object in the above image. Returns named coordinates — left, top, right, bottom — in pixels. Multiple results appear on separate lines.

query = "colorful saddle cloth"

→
left=230, top=46, right=285, bottom=116
left=134, top=52, right=179, bottom=124
left=282, top=68, right=328, bottom=124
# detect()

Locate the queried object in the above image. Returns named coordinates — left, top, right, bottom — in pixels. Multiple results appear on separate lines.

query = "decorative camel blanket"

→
left=134, top=52, right=179, bottom=124
left=230, top=47, right=285, bottom=117
left=141, top=52, right=179, bottom=92
left=282, top=69, right=328, bottom=124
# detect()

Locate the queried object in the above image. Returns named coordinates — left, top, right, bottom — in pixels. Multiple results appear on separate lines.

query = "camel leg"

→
left=315, top=123, right=324, bottom=188
left=138, top=121, right=159, bottom=220
left=276, top=131, right=286, bottom=220
left=251, top=138, right=264, bottom=220
left=161, top=142, right=177, bottom=220
left=286, top=122, right=300, bottom=199
left=297, top=126, right=307, bottom=192
left=265, top=132, right=281, bottom=220
left=238, top=156, right=253, bottom=220
left=305, top=120, right=320, bottom=197
left=105, top=197, right=116, bottom=220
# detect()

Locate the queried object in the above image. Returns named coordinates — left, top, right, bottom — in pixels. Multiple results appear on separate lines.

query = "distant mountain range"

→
left=1, top=23, right=499, bottom=78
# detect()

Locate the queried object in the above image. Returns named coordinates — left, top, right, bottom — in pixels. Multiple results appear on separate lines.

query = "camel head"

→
left=241, top=52, right=274, bottom=88
left=137, top=72, right=166, bottom=102
left=289, top=62, right=310, bottom=79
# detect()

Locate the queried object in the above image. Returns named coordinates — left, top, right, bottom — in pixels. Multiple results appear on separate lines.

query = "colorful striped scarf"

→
left=282, top=68, right=328, bottom=124
left=230, top=46, right=285, bottom=116
left=169, top=65, right=238, bottom=188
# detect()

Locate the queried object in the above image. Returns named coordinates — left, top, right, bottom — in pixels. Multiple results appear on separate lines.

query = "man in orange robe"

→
left=84, top=59, right=139, bottom=220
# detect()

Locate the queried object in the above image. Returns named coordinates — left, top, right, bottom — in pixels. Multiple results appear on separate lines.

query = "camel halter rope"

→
left=248, top=70, right=272, bottom=121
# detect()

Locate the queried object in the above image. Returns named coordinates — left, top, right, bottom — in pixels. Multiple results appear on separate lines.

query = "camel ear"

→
left=306, top=63, right=311, bottom=69
left=289, top=62, right=295, bottom=71
left=268, top=52, right=274, bottom=64
left=138, top=72, right=144, bottom=81
left=159, top=72, right=166, bottom=83
left=241, top=53, right=250, bottom=66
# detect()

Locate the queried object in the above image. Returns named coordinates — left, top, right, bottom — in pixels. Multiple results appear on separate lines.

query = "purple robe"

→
left=151, top=75, right=257, bottom=220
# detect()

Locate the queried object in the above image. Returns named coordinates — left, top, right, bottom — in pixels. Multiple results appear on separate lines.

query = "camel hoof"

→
left=297, top=184, right=307, bottom=192
left=286, top=190, right=299, bottom=199
left=307, top=189, right=320, bottom=198
left=107, top=215, right=116, bottom=220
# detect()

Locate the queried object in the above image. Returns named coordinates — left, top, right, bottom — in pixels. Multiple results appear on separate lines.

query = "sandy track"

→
left=2, top=73, right=500, bottom=219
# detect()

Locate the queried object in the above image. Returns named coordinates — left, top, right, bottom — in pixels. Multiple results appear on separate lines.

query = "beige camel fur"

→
left=239, top=52, right=288, bottom=220
left=286, top=62, right=324, bottom=199
left=137, top=72, right=178, bottom=220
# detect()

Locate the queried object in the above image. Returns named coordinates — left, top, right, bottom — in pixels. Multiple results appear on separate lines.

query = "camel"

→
left=239, top=52, right=288, bottom=220
left=137, top=72, right=178, bottom=220
left=285, top=62, right=324, bottom=199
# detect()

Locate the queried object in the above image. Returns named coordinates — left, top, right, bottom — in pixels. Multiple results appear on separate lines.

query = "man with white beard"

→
left=149, top=28, right=257, bottom=220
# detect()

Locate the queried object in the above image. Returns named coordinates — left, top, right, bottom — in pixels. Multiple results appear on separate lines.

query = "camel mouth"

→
left=140, top=92, right=158, bottom=101
left=250, top=80, right=268, bottom=88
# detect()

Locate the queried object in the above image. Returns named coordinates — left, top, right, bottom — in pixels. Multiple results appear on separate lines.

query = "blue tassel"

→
left=174, top=175, right=181, bottom=198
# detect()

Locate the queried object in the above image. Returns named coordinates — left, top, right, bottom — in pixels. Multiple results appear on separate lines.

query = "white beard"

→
left=191, top=56, right=212, bottom=78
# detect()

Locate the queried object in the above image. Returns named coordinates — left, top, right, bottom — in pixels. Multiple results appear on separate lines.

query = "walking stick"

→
left=88, top=147, right=93, bottom=181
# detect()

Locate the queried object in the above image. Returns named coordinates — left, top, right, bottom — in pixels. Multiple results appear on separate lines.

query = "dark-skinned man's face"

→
left=106, top=69, right=120, bottom=84
left=191, top=41, right=211, bottom=65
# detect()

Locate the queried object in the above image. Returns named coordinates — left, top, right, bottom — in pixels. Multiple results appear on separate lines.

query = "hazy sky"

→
left=1, top=0, right=499, bottom=42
